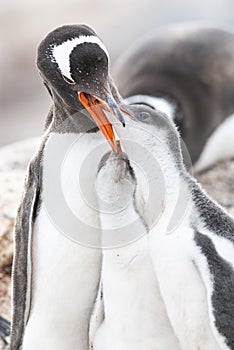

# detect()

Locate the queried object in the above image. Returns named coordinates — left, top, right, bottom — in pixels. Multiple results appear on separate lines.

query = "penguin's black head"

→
left=37, top=25, right=109, bottom=98
left=37, top=24, right=127, bottom=152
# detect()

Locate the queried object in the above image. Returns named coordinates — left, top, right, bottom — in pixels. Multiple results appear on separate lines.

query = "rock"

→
left=197, top=159, right=234, bottom=216
left=0, top=138, right=39, bottom=343
left=0, top=273, right=11, bottom=349
left=0, top=138, right=40, bottom=172
left=0, top=138, right=40, bottom=277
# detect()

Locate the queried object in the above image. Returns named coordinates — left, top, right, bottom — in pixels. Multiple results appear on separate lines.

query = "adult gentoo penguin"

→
left=113, top=24, right=234, bottom=171
left=94, top=103, right=234, bottom=349
left=93, top=151, right=180, bottom=350
left=10, top=24, right=127, bottom=349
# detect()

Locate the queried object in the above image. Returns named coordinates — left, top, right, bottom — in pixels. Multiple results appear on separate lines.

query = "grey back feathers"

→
left=191, top=181, right=234, bottom=243
left=194, top=231, right=234, bottom=349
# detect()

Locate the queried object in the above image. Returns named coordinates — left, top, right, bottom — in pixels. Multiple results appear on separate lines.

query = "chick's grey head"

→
left=96, top=151, right=136, bottom=211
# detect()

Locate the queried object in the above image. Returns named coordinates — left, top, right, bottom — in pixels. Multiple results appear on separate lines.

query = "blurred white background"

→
left=1, top=0, right=234, bottom=145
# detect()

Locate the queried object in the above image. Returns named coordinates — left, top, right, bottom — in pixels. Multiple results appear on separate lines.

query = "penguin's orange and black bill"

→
left=78, top=91, right=127, bottom=153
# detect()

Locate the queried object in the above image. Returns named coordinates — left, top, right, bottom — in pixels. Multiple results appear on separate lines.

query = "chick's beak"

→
left=78, top=91, right=129, bottom=153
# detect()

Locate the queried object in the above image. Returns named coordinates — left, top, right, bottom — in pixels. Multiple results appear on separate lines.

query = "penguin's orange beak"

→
left=78, top=91, right=128, bottom=153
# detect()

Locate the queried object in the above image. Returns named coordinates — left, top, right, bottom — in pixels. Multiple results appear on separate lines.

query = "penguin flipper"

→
left=10, top=154, right=41, bottom=349
left=0, top=316, right=10, bottom=345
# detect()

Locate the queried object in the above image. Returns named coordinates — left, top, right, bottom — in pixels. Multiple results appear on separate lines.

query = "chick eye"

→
left=139, top=112, right=151, bottom=122
left=62, top=75, right=75, bottom=85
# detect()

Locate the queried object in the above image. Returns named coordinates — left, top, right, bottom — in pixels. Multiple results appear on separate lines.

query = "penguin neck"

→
left=140, top=158, right=191, bottom=234
left=47, top=92, right=98, bottom=134
left=131, top=127, right=191, bottom=233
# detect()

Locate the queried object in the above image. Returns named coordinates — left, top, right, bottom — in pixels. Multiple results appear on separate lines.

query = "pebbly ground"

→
left=0, top=138, right=233, bottom=349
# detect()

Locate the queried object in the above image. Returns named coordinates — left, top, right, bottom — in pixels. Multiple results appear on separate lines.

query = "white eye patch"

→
left=52, top=35, right=109, bottom=83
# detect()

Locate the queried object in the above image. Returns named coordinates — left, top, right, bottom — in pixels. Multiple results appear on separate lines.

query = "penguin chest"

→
left=41, top=131, right=110, bottom=243
left=23, top=132, right=107, bottom=350
left=94, top=237, right=181, bottom=350
left=149, top=225, right=220, bottom=350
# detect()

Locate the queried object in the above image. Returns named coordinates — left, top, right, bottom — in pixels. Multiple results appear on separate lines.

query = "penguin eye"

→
left=139, top=112, right=151, bottom=122
left=62, top=75, right=76, bottom=85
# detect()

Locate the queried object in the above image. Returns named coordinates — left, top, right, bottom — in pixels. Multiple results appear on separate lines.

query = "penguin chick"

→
left=93, top=151, right=180, bottom=350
